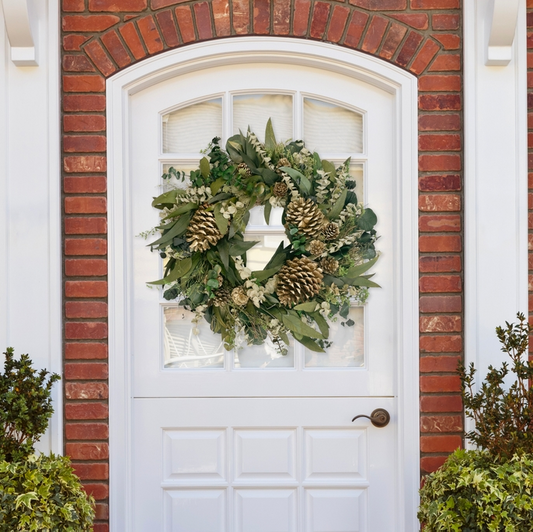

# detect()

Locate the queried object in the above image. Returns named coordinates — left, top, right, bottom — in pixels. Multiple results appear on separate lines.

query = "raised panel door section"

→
left=132, top=398, right=396, bottom=532
left=163, top=489, right=226, bottom=532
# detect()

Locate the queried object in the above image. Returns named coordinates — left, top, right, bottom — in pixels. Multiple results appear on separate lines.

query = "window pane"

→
left=163, top=98, right=222, bottom=153
left=304, top=98, right=363, bottom=153
left=163, top=307, right=225, bottom=369
left=233, top=94, right=293, bottom=142
left=234, top=340, right=294, bottom=369
left=305, top=307, right=364, bottom=368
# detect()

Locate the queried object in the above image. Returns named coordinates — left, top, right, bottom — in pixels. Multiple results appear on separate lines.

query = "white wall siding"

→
left=0, top=0, right=62, bottom=454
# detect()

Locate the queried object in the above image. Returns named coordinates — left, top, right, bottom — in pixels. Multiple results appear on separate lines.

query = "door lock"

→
left=352, top=408, right=390, bottom=428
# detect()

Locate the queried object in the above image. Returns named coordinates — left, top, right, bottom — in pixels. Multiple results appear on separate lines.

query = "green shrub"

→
left=0, top=348, right=60, bottom=462
left=458, top=313, right=533, bottom=460
left=418, top=450, right=533, bottom=532
left=0, top=453, right=95, bottom=531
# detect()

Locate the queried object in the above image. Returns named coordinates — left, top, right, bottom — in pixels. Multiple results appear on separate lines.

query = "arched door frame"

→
left=106, top=36, right=420, bottom=531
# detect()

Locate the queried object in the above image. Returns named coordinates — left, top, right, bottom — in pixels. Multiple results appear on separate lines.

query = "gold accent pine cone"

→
left=273, top=182, right=288, bottom=197
left=276, top=256, right=324, bottom=307
left=186, top=207, right=223, bottom=252
left=324, top=222, right=340, bottom=241
left=320, top=257, right=339, bottom=275
left=285, top=198, right=325, bottom=238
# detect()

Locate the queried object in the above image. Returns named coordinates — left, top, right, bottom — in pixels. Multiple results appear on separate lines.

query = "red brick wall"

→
left=61, top=1, right=463, bottom=529
left=528, top=3, right=533, bottom=363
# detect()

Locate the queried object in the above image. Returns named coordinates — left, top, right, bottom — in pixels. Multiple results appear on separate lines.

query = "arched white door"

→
left=107, top=38, right=419, bottom=532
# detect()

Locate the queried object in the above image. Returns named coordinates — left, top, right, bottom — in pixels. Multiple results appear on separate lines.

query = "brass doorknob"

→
left=351, top=408, right=390, bottom=428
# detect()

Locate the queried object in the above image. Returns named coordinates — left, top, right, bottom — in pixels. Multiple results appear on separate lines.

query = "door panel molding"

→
left=107, top=37, right=419, bottom=531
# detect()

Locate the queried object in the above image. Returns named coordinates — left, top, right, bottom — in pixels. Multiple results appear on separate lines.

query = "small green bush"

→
left=0, top=453, right=95, bottom=531
left=0, top=347, right=60, bottom=462
left=458, top=313, right=533, bottom=460
left=418, top=450, right=533, bottom=532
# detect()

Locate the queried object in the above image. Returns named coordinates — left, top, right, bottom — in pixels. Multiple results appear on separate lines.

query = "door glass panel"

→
left=162, top=98, right=222, bottom=153
left=305, top=307, right=364, bottom=368
left=163, top=307, right=225, bottom=369
left=233, top=94, right=293, bottom=142
left=303, top=98, right=363, bottom=153
left=233, top=341, right=295, bottom=369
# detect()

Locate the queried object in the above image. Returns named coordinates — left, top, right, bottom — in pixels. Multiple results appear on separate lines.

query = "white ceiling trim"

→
left=1, top=0, right=38, bottom=66
left=486, top=0, right=520, bottom=66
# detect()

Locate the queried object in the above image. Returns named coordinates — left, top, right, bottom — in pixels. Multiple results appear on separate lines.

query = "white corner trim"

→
left=486, top=0, right=520, bottom=66
left=107, top=37, right=419, bottom=532
left=464, top=0, right=528, bottom=440
left=1, top=0, right=38, bottom=66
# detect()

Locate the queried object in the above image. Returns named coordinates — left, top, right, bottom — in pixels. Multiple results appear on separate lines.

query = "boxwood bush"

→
left=418, top=450, right=533, bottom=532
left=0, top=454, right=95, bottom=531
left=0, top=347, right=94, bottom=530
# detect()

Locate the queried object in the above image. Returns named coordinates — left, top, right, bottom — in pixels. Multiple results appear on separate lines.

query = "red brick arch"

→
left=70, top=1, right=449, bottom=77
left=61, top=1, right=462, bottom=530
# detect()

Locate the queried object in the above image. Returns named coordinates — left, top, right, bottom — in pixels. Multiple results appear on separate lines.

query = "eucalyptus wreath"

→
left=146, top=120, right=380, bottom=354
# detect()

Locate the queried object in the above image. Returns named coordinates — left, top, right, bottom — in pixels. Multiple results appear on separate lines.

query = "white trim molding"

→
left=1, top=0, right=38, bottom=66
left=107, top=37, right=420, bottom=531
left=486, top=0, right=521, bottom=66
left=0, top=0, right=62, bottom=452
left=464, top=0, right=528, bottom=438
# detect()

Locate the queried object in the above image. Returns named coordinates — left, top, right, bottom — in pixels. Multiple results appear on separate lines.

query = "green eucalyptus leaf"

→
left=344, top=256, right=379, bottom=278
left=310, top=312, right=329, bottom=339
left=214, top=204, right=229, bottom=235
left=149, top=213, right=192, bottom=248
left=210, top=177, right=225, bottom=195
left=282, top=315, right=324, bottom=340
left=217, top=239, right=230, bottom=269
left=343, top=275, right=380, bottom=288
left=322, top=160, right=336, bottom=178
left=256, top=167, right=279, bottom=186
left=229, top=240, right=259, bottom=256
left=151, top=190, right=178, bottom=208
left=328, top=189, right=348, bottom=220
left=207, top=192, right=234, bottom=204
left=358, top=208, right=378, bottom=230
left=265, top=118, right=277, bottom=151
left=296, top=336, right=325, bottom=352
left=163, top=202, right=197, bottom=219
left=200, top=157, right=210, bottom=178
left=293, top=301, right=318, bottom=312
left=264, top=202, right=272, bottom=224
left=252, top=265, right=282, bottom=282
left=148, top=257, right=193, bottom=285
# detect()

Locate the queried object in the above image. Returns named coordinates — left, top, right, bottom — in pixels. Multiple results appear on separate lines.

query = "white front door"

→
left=128, top=59, right=399, bottom=532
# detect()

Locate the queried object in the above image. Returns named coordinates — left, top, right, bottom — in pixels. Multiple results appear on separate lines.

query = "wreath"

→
left=146, top=120, right=380, bottom=355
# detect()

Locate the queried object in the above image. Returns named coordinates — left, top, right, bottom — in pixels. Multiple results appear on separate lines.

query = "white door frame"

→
left=107, top=37, right=420, bottom=531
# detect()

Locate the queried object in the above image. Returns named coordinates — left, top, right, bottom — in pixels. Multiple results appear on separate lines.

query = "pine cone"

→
left=231, top=287, right=249, bottom=306
left=285, top=198, right=325, bottom=238
left=277, top=157, right=291, bottom=168
left=237, top=162, right=252, bottom=176
left=276, top=257, right=323, bottom=307
left=309, top=240, right=326, bottom=256
left=186, top=207, right=223, bottom=252
left=212, top=288, right=230, bottom=307
left=273, top=182, right=288, bottom=197
left=320, top=257, right=339, bottom=275
left=324, top=222, right=340, bottom=241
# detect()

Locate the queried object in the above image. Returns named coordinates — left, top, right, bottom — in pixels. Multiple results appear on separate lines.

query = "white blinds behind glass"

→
left=163, top=99, right=222, bottom=153
left=304, top=98, right=363, bottom=153
left=233, top=94, right=293, bottom=142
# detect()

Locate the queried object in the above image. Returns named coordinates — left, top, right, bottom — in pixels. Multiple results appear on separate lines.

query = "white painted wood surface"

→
left=464, top=0, right=528, bottom=426
left=0, top=0, right=62, bottom=454
left=107, top=38, right=420, bottom=531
